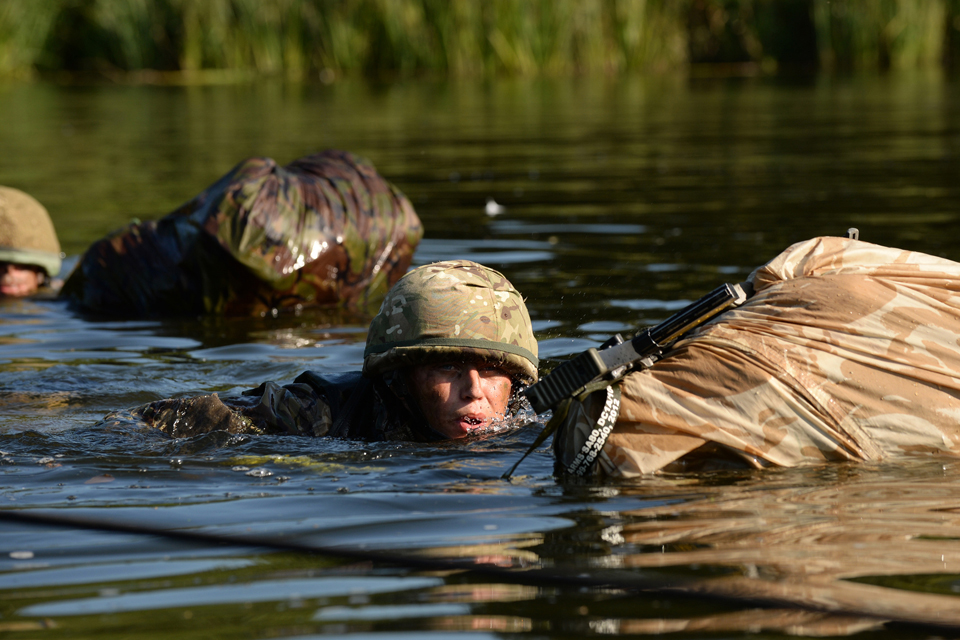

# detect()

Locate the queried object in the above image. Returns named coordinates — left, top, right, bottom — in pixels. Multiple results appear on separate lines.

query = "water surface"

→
left=3, top=73, right=960, bottom=638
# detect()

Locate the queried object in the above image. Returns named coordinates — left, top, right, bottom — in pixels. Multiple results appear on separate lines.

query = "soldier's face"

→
left=0, top=263, right=43, bottom=297
left=409, top=360, right=513, bottom=438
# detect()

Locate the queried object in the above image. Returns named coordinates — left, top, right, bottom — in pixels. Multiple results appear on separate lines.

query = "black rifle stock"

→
left=522, top=282, right=749, bottom=414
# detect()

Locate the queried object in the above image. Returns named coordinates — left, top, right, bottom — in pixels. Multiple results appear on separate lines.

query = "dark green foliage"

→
left=38, top=0, right=181, bottom=72
left=0, top=0, right=954, bottom=79
left=755, top=0, right=818, bottom=69
left=943, top=0, right=960, bottom=69
left=687, top=0, right=761, bottom=64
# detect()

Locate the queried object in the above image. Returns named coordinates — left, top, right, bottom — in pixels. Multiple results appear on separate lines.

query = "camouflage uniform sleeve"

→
left=235, top=381, right=333, bottom=437
left=135, top=393, right=257, bottom=438
left=129, top=380, right=333, bottom=438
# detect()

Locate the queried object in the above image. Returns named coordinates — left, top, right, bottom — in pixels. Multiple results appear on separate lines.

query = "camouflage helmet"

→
left=363, top=260, right=538, bottom=383
left=0, top=187, right=61, bottom=277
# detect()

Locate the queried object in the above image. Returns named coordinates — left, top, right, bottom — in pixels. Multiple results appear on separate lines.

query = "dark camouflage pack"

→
left=61, top=150, right=422, bottom=316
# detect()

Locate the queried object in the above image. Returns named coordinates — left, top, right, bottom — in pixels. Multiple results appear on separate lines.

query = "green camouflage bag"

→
left=61, top=150, right=422, bottom=316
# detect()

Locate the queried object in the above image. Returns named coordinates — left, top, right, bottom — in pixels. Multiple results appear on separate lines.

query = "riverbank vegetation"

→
left=1, top=0, right=958, bottom=81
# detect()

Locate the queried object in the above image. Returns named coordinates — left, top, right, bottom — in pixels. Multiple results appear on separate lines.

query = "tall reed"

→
left=0, top=0, right=957, bottom=79
left=813, top=0, right=945, bottom=70
left=0, top=0, right=61, bottom=77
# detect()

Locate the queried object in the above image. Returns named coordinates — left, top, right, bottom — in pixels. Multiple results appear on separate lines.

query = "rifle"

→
left=505, top=282, right=750, bottom=477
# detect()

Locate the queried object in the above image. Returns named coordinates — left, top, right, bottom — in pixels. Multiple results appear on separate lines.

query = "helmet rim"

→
left=363, top=343, right=538, bottom=383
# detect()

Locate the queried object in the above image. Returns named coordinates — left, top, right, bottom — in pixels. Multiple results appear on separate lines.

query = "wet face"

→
left=0, top=263, right=43, bottom=297
left=409, top=360, right=513, bottom=439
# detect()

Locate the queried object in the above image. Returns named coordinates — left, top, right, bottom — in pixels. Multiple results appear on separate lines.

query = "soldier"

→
left=60, top=150, right=422, bottom=317
left=111, top=260, right=539, bottom=441
left=552, top=236, right=960, bottom=477
left=0, top=187, right=62, bottom=298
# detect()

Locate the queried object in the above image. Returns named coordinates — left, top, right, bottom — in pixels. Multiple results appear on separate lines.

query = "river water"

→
left=3, top=73, right=960, bottom=637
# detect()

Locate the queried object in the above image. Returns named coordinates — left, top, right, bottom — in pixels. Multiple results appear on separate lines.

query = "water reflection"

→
left=412, top=238, right=554, bottom=266
left=4, top=72, right=960, bottom=637
left=536, top=460, right=960, bottom=629
left=616, top=461, right=960, bottom=584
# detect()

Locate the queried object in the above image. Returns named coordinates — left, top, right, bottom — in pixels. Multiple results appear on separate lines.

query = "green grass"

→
left=0, top=0, right=956, bottom=80
left=813, top=0, right=946, bottom=70
left=0, top=0, right=61, bottom=78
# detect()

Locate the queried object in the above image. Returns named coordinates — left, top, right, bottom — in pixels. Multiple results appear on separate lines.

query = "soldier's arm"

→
left=129, top=380, right=333, bottom=438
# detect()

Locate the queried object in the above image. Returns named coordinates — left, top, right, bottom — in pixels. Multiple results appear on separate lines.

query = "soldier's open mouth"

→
left=463, top=417, right=482, bottom=426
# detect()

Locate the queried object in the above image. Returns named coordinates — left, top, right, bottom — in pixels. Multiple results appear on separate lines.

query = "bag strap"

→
left=502, top=377, right=622, bottom=479
left=564, top=383, right=621, bottom=476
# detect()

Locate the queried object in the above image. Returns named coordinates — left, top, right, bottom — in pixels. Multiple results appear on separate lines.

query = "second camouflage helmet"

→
left=363, top=260, right=538, bottom=382
left=0, top=186, right=61, bottom=277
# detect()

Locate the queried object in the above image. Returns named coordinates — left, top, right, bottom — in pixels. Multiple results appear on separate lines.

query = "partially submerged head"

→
left=0, top=187, right=61, bottom=297
left=363, top=260, right=538, bottom=438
